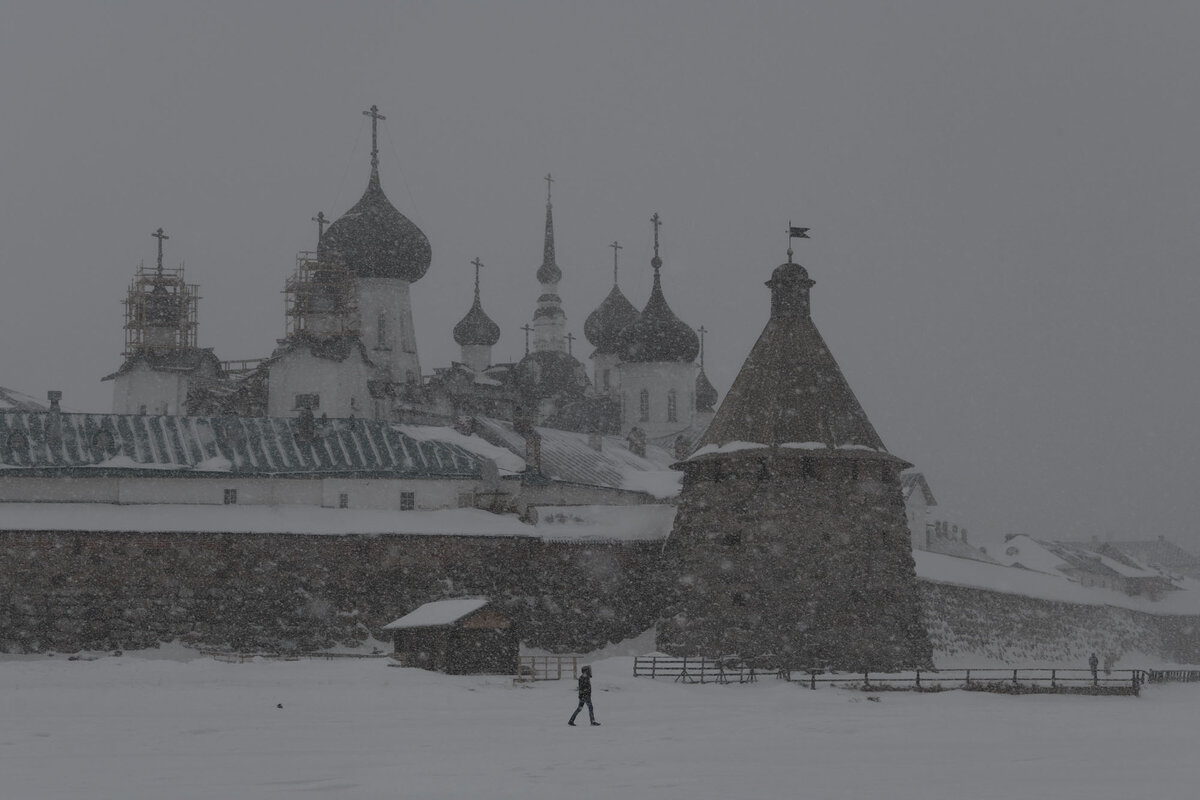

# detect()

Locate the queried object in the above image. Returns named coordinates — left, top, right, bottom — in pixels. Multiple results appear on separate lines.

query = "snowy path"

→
left=1, top=654, right=1197, bottom=799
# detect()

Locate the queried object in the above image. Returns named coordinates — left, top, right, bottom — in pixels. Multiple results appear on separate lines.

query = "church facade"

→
left=105, top=107, right=715, bottom=451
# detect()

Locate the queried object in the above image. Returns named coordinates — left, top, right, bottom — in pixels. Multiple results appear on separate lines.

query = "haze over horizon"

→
left=2, top=1, right=1198, bottom=550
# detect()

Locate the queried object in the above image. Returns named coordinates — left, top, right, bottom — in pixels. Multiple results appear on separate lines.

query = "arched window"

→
left=639, top=388, right=650, bottom=422
left=666, top=389, right=677, bottom=422
left=377, top=312, right=388, bottom=348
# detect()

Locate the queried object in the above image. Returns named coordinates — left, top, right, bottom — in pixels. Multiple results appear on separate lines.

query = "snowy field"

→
left=2, top=651, right=1198, bottom=800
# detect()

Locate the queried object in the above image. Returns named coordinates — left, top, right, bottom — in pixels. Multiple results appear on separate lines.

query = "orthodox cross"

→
left=363, top=104, right=387, bottom=169
left=609, top=240, right=623, bottom=285
left=566, top=331, right=576, bottom=357
left=151, top=227, right=169, bottom=276
left=544, top=172, right=554, bottom=201
left=698, top=325, right=708, bottom=369
left=650, top=212, right=663, bottom=270
left=521, top=323, right=534, bottom=356
left=786, top=220, right=810, bottom=262
left=312, top=212, right=327, bottom=246
left=470, top=257, right=484, bottom=300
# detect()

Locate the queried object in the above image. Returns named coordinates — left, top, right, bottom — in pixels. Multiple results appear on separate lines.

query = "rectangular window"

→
left=400, top=491, right=415, bottom=511
left=377, top=312, right=388, bottom=348
left=223, top=489, right=238, bottom=505
left=339, top=493, right=349, bottom=509
left=602, top=369, right=610, bottom=391
left=667, top=390, right=678, bottom=423
left=639, top=389, right=650, bottom=422
left=457, top=492, right=474, bottom=509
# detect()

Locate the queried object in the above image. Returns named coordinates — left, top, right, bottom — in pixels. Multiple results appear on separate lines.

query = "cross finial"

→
left=650, top=212, right=663, bottom=270
left=609, top=240, right=623, bottom=285
left=312, top=211, right=327, bottom=246
left=151, top=227, right=169, bottom=275
left=566, top=331, right=576, bottom=357
left=521, top=323, right=535, bottom=356
left=544, top=173, right=554, bottom=202
left=363, top=104, right=387, bottom=170
left=698, top=325, right=708, bottom=368
left=470, top=257, right=484, bottom=300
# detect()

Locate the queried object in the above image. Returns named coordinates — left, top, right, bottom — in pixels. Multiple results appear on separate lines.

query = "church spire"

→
left=537, top=173, right=562, bottom=285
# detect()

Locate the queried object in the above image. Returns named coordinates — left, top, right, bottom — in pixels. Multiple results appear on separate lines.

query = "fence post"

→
left=965, top=669, right=970, bottom=686
left=810, top=671, right=817, bottom=691
left=1012, top=669, right=1018, bottom=686
left=915, top=670, right=921, bottom=688
left=1051, top=669, right=1056, bottom=688
left=864, top=671, right=870, bottom=687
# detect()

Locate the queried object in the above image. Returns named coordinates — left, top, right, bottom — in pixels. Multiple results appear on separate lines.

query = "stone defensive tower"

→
left=657, top=237, right=932, bottom=672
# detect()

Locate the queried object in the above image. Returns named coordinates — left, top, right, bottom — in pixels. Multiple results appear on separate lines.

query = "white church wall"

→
left=592, top=353, right=621, bottom=398
left=358, top=278, right=420, bottom=384
left=111, top=365, right=188, bottom=415
left=0, top=476, right=119, bottom=504
left=266, top=350, right=375, bottom=419
left=618, top=361, right=697, bottom=439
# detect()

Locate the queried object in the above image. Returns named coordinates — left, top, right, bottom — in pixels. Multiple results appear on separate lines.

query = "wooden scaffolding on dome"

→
left=121, top=260, right=199, bottom=358
left=284, top=251, right=360, bottom=339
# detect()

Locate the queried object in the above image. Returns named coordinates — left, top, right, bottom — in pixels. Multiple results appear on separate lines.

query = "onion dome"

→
left=695, top=366, right=718, bottom=412
left=320, top=169, right=431, bottom=282
left=618, top=214, right=699, bottom=363
left=511, top=349, right=590, bottom=401
left=454, top=259, right=501, bottom=347
left=584, top=284, right=639, bottom=355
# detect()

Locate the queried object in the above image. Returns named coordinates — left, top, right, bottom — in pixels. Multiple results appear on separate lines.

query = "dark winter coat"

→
left=577, top=673, right=592, bottom=700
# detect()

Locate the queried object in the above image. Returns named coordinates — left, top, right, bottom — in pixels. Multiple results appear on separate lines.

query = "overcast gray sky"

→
left=2, top=1, right=1198, bottom=551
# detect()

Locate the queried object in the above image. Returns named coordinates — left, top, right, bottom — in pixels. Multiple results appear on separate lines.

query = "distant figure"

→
left=1089, top=652, right=1099, bottom=683
left=568, top=665, right=600, bottom=726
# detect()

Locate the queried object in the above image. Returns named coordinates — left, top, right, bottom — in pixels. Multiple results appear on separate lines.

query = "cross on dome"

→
left=151, top=227, right=169, bottom=276
left=363, top=104, right=387, bottom=171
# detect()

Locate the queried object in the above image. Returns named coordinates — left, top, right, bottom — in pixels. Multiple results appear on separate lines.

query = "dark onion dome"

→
left=320, top=169, right=432, bottom=282
left=617, top=268, right=700, bottom=363
left=695, top=365, right=718, bottom=412
left=510, top=349, right=590, bottom=401
left=453, top=297, right=501, bottom=347
left=584, top=284, right=639, bottom=355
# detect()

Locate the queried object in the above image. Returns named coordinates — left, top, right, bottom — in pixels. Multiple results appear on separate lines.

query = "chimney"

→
left=46, top=390, right=63, bottom=446
left=626, top=426, right=646, bottom=458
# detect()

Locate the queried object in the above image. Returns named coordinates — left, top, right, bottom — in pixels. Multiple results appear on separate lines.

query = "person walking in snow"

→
left=1089, top=652, right=1099, bottom=684
left=568, top=665, right=599, bottom=726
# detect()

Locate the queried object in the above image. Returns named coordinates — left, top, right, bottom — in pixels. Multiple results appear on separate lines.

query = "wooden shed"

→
left=382, top=597, right=517, bottom=675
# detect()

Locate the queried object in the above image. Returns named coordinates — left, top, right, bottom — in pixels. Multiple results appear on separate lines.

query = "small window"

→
left=732, top=591, right=748, bottom=607
left=457, top=492, right=474, bottom=509
left=400, top=491, right=415, bottom=511
left=295, top=393, right=320, bottom=410
left=666, top=389, right=678, bottom=423
left=639, top=389, right=650, bottom=422
left=339, top=493, right=349, bottom=509
left=602, top=369, right=611, bottom=391
left=377, top=312, right=388, bottom=347
left=223, top=489, right=238, bottom=505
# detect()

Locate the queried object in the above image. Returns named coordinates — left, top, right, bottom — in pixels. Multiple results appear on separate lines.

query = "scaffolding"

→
left=284, top=251, right=360, bottom=339
left=122, top=261, right=199, bottom=357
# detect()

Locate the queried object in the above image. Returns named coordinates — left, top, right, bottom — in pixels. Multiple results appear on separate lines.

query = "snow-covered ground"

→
left=2, top=649, right=1198, bottom=799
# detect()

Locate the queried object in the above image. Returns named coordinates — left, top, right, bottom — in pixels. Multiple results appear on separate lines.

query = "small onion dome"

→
left=618, top=271, right=700, bottom=363
left=511, top=349, right=590, bottom=401
left=537, top=259, right=562, bottom=285
left=584, top=284, right=640, bottom=355
left=320, top=171, right=431, bottom=282
left=695, top=366, right=718, bottom=412
left=453, top=297, right=501, bottom=347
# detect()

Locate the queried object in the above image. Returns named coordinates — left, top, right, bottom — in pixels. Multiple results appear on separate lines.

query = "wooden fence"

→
left=200, top=649, right=389, bottom=664
left=1143, top=669, right=1200, bottom=684
left=632, top=657, right=1147, bottom=694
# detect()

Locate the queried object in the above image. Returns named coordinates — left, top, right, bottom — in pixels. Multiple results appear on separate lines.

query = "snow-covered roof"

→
left=474, top=417, right=679, bottom=496
left=382, top=597, right=491, bottom=630
left=0, top=503, right=538, bottom=537
left=915, top=550, right=1200, bottom=616
left=531, top=504, right=676, bottom=542
left=0, top=411, right=487, bottom=479
left=0, top=386, right=48, bottom=412
left=394, top=423, right=525, bottom=474
left=900, top=471, right=937, bottom=506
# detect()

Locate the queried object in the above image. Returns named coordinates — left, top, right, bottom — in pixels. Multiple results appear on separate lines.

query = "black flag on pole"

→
left=789, top=226, right=810, bottom=239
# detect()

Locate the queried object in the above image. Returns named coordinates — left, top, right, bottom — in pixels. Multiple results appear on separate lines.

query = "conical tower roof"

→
left=697, top=259, right=888, bottom=451
left=695, top=366, right=718, bottom=412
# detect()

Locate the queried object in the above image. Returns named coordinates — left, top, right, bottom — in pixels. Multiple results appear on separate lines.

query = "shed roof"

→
left=383, top=597, right=491, bottom=630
